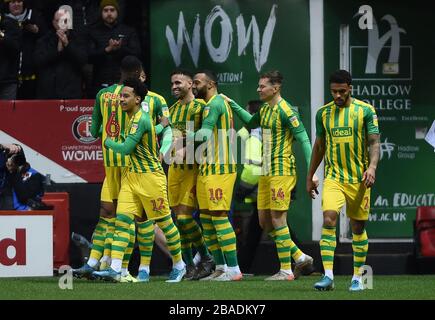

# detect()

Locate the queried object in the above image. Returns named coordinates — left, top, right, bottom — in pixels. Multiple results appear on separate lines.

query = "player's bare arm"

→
left=362, top=133, right=380, bottom=188
left=306, top=136, right=325, bottom=199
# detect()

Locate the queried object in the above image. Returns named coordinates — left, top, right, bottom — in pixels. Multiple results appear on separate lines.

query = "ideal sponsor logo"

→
left=331, top=127, right=352, bottom=137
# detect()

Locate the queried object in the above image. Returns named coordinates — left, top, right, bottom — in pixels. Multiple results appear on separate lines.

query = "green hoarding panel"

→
left=324, top=0, right=435, bottom=239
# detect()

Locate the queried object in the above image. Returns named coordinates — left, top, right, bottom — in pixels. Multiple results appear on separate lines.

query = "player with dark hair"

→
left=93, top=77, right=185, bottom=282
left=188, top=69, right=242, bottom=281
left=73, top=55, right=143, bottom=282
left=307, top=70, right=380, bottom=291
left=167, top=68, right=214, bottom=280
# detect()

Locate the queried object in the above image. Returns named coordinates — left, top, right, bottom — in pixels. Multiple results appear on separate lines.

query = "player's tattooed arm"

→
left=363, top=133, right=380, bottom=188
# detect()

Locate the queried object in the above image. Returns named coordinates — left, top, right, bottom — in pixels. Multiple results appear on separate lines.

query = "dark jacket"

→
left=88, top=21, right=140, bottom=89
left=10, top=166, right=45, bottom=210
left=17, top=9, right=47, bottom=79
left=0, top=14, right=21, bottom=85
left=34, top=29, right=87, bottom=99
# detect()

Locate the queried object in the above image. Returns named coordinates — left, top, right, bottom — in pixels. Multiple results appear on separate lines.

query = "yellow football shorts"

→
left=322, top=178, right=371, bottom=221
left=117, top=170, right=171, bottom=220
left=258, top=175, right=296, bottom=211
left=100, top=178, right=112, bottom=202
left=196, top=173, right=237, bottom=211
left=168, top=165, right=198, bottom=208
left=100, top=166, right=128, bottom=201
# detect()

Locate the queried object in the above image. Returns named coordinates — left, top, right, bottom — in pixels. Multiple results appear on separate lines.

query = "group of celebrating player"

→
left=73, top=55, right=380, bottom=292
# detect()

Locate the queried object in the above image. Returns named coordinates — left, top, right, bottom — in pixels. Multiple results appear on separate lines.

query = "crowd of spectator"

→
left=0, top=0, right=140, bottom=100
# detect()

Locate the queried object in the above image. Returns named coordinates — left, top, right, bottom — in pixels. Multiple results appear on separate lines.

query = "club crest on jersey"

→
left=350, top=111, right=359, bottom=120
left=141, top=101, right=149, bottom=112
left=290, top=115, right=300, bottom=127
left=203, top=106, right=210, bottom=118
left=72, top=114, right=98, bottom=143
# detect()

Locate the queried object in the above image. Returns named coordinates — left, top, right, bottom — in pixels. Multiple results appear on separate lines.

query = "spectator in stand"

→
left=0, top=10, right=21, bottom=100
left=33, top=0, right=126, bottom=33
left=3, top=0, right=47, bottom=99
left=34, top=7, right=87, bottom=99
left=88, top=0, right=140, bottom=96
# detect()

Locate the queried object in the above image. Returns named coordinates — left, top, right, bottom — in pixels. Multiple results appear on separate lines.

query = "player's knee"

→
left=350, top=221, right=365, bottom=234
left=323, top=212, right=337, bottom=227
left=100, top=202, right=115, bottom=218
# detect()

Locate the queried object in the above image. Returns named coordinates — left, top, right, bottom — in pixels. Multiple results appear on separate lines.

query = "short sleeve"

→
left=364, top=106, right=380, bottom=135
left=315, top=108, right=325, bottom=137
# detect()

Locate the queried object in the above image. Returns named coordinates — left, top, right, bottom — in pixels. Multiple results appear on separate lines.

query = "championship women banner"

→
left=0, top=100, right=104, bottom=183
left=324, top=0, right=435, bottom=239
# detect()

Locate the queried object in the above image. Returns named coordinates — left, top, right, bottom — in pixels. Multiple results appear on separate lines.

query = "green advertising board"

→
left=149, top=0, right=312, bottom=240
left=324, top=0, right=435, bottom=239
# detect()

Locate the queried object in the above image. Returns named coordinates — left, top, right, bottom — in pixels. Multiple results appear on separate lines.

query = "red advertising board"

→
left=0, top=100, right=104, bottom=183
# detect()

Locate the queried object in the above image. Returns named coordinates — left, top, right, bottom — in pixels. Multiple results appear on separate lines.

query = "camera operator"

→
left=0, top=143, right=21, bottom=209
left=5, top=146, right=47, bottom=210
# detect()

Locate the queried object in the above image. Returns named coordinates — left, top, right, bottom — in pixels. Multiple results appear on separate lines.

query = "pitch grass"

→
left=1, top=275, right=434, bottom=300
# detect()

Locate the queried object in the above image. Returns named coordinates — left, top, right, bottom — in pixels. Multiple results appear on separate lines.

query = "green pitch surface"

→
left=1, top=275, right=435, bottom=300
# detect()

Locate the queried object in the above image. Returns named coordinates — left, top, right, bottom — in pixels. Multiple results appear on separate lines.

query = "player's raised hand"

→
left=362, top=167, right=376, bottom=188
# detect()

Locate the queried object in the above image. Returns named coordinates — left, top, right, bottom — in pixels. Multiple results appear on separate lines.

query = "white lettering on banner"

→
left=217, top=72, right=243, bottom=84
left=352, top=85, right=411, bottom=96
left=62, top=150, right=103, bottom=161
left=363, top=99, right=411, bottom=111
left=0, top=216, right=53, bottom=277
left=368, top=213, right=407, bottom=222
left=59, top=105, right=93, bottom=113
left=402, top=116, right=429, bottom=121
left=204, top=6, right=233, bottom=63
left=393, top=193, right=435, bottom=207
left=374, top=195, right=389, bottom=207
left=236, top=4, right=277, bottom=71
left=166, top=5, right=277, bottom=71
left=165, top=11, right=200, bottom=67
left=380, top=138, right=420, bottom=161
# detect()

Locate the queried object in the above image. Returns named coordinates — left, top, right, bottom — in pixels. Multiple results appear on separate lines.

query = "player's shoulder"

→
left=278, top=99, right=297, bottom=117
left=317, top=101, right=334, bottom=115
left=97, top=84, right=117, bottom=96
left=147, top=90, right=167, bottom=104
left=169, top=100, right=180, bottom=110
left=194, top=98, right=207, bottom=107
left=209, top=94, right=224, bottom=105
left=353, top=98, right=376, bottom=113
left=137, top=109, right=152, bottom=125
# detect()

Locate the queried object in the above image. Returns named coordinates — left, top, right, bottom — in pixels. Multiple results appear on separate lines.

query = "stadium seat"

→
left=415, top=206, right=435, bottom=257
